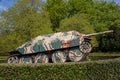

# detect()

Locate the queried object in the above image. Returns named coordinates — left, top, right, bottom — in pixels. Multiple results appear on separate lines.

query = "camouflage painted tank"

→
left=7, top=30, right=113, bottom=64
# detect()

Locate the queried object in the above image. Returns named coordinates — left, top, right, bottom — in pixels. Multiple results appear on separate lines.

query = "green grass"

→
left=89, top=52, right=120, bottom=57
left=88, top=52, right=120, bottom=61
left=0, top=56, right=7, bottom=63
left=0, top=56, right=8, bottom=59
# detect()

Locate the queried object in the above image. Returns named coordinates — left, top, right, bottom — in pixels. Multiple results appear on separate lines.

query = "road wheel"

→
left=52, top=51, right=67, bottom=63
left=19, top=56, right=33, bottom=64
left=34, top=54, right=49, bottom=63
left=79, top=41, right=92, bottom=54
left=7, top=56, right=19, bottom=63
left=68, top=48, right=83, bottom=62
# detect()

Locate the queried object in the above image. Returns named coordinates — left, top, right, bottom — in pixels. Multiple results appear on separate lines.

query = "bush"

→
left=0, top=58, right=120, bottom=80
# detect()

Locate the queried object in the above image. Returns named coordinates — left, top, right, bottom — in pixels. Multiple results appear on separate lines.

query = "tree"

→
left=0, top=0, right=53, bottom=53
left=90, top=1, right=120, bottom=51
left=58, top=13, right=94, bottom=33
left=46, top=0, right=67, bottom=31
left=64, top=0, right=120, bottom=51
left=67, top=0, right=93, bottom=17
left=57, top=13, right=98, bottom=48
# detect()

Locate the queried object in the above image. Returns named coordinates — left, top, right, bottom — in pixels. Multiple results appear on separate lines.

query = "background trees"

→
left=57, top=13, right=94, bottom=34
left=46, top=0, right=67, bottom=31
left=0, top=0, right=120, bottom=54
left=0, top=0, right=52, bottom=54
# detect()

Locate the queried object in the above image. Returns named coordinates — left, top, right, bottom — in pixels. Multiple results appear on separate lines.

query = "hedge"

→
left=0, top=58, right=120, bottom=80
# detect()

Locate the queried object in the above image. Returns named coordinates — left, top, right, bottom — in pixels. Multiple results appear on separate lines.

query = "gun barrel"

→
left=85, top=30, right=113, bottom=37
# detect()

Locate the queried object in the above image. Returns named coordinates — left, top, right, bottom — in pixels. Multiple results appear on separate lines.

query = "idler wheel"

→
left=34, top=54, right=49, bottom=63
left=52, top=51, right=67, bottom=63
left=7, top=56, right=19, bottom=63
left=19, top=56, right=33, bottom=64
left=79, top=41, right=92, bottom=54
left=68, top=48, right=83, bottom=62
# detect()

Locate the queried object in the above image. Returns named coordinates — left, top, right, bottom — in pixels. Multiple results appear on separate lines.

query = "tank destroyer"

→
left=7, top=30, right=113, bottom=63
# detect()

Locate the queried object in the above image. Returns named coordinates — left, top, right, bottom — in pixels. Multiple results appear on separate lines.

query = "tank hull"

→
left=8, top=31, right=92, bottom=63
left=17, top=31, right=84, bottom=54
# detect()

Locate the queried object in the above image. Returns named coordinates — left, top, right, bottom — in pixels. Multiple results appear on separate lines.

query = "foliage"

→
left=0, top=58, right=120, bottom=80
left=58, top=13, right=94, bottom=33
left=0, top=0, right=120, bottom=54
left=0, top=0, right=52, bottom=53
left=99, top=26, right=120, bottom=51
left=67, top=0, right=93, bottom=17
left=46, top=0, right=67, bottom=31
left=91, top=1, right=120, bottom=51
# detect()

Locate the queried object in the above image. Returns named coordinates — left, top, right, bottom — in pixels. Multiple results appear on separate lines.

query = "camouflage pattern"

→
left=19, top=56, right=33, bottom=64
left=8, top=56, right=19, bottom=63
left=17, top=31, right=84, bottom=54
left=52, top=51, right=67, bottom=63
left=8, top=30, right=113, bottom=63
left=34, top=54, right=49, bottom=63
left=68, top=48, right=83, bottom=62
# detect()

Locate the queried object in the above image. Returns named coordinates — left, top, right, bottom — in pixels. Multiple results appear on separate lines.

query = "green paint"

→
left=53, top=51, right=66, bottom=63
left=33, top=40, right=46, bottom=52
left=18, top=48, right=25, bottom=54
left=51, top=39, right=62, bottom=49
left=69, top=48, right=82, bottom=62
left=22, top=56, right=31, bottom=63
left=73, top=36, right=80, bottom=46
left=54, top=53, right=61, bottom=62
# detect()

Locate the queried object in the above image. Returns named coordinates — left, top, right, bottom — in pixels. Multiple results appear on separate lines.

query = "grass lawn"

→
left=89, top=52, right=120, bottom=56
left=88, top=52, right=120, bottom=61
left=0, top=56, right=8, bottom=59
left=0, top=56, right=8, bottom=63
